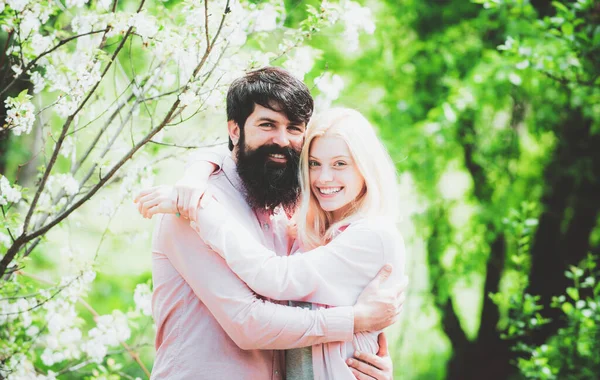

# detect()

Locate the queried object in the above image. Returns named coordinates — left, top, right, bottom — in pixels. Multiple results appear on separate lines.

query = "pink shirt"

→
left=191, top=191, right=406, bottom=379
left=151, top=155, right=354, bottom=379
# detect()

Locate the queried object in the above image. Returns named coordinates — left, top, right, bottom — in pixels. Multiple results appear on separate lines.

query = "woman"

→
left=138, top=108, right=406, bottom=379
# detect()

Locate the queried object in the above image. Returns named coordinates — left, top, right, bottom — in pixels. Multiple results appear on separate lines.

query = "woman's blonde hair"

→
left=296, top=107, right=400, bottom=250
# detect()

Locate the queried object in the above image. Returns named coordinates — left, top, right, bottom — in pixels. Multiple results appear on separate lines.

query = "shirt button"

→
left=274, top=370, right=279, bottom=375
left=263, top=223, right=270, bottom=230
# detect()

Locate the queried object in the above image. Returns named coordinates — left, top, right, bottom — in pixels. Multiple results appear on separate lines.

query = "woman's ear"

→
left=228, top=120, right=240, bottom=146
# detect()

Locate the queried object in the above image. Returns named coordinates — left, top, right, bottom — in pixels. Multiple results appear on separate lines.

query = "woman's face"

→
left=308, top=135, right=365, bottom=221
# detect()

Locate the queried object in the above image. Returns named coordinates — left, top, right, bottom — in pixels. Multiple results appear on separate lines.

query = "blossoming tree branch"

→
left=0, top=0, right=376, bottom=377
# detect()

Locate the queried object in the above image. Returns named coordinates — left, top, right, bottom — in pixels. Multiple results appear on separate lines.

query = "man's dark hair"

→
left=226, top=67, right=314, bottom=150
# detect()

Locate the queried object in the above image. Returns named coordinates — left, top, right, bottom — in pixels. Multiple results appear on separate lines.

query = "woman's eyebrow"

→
left=309, top=155, right=351, bottom=160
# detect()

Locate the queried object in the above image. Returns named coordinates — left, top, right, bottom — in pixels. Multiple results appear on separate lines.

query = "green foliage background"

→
left=2, top=0, right=599, bottom=379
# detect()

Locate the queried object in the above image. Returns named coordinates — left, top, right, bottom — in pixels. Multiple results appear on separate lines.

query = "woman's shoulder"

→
left=342, top=217, right=404, bottom=249
left=347, top=216, right=401, bottom=236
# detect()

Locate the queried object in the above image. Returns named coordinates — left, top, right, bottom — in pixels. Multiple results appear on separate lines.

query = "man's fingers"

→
left=398, top=276, right=409, bottom=292
left=133, top=187, right=157, bottom=202
left=370, top=264, right=393, bottom=287
left=188, top=192, right=202, bottom=222
left=377, top=333, right=388, bottom=357
left=347, top=357, right=380, bottom=379
left=145, top=204, right=160, bottom=219
left=139, top=192, right=160, bottom=205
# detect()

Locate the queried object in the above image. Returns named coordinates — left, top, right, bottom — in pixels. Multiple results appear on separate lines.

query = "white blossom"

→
left=0, top=176, right=22, bottom=204
left=315, top=72, right=344, bottom=109
left=26, top=325, right=40, bottom=337
left=6, top=0, right=29, bottom=12
left=83, top=310, right=131, bottom=362
left=0, top=232, right=11, bottom=247
left=65, top=0, right=89, bottom=8
left=20, top=10, right=41, bottom=37
left=31, top=71, right=46, bottom=94
left=56, top=174, right=80, bottom=196
left=97, top=0, right=112, bottom=11
left=4, top=93, right=35, bottom=136
left=129, top=12, right=158, bottom=41
left=250, top=3, right=280, bottom=32
left=283, top=46, right=320, bottom=80
left=338, top=1, right=375, bottom=52
left=134, top=283, right=152, bottom=316
left=179, top=90, right=198, bottom=107
left=11, top=64, right=22, bottom=77
left=60, top=136, right=75, bottom=159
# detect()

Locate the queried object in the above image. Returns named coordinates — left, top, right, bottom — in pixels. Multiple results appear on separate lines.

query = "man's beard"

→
left=236, top=141, right=301, bottom=214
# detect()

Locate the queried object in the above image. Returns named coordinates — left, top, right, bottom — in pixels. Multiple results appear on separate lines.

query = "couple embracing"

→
left=134, top=67, right=408, bottom=380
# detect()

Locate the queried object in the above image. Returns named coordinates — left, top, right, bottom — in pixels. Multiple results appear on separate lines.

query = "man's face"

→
left=238, top=104, right=305, bottom=158
left=231, top=104, right=307, bottom=212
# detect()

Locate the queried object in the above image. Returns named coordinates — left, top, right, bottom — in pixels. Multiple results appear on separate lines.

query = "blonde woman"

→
left=138, top=108, right=406, bottom=379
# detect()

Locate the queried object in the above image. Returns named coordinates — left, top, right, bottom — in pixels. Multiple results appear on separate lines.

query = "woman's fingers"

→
left=377, top=333, right=389, bottom=357
left=349, top=366, right=376, bottom=380
left=347, top=356, right=384, bottom=379
left=356, top=350, right=390, bottom=371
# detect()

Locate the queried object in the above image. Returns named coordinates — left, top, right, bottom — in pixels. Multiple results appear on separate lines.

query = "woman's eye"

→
left=308, top=161, right=320, bottom=167
left=334, top=161, right=347, bottom=167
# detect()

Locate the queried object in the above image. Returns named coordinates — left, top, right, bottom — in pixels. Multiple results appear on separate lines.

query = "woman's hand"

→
left=347, top=333, right=394, bottom=379
left=134, top=184, right=208, bottom=220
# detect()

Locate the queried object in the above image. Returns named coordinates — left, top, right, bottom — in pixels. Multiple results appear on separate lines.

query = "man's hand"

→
left=353, top=264, right=408, bottom=332
left=347, top=333, right=393, bottom=379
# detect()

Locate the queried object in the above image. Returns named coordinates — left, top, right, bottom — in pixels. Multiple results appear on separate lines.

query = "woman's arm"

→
left=191, top=199, right=405, bottom=306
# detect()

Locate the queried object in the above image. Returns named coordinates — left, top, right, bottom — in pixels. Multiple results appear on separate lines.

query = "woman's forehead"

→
left=310, top=136, right=351, bottom=159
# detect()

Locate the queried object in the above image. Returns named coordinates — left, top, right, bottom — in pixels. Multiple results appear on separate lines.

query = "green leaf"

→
left=561, top=22, right=574, bottom=36
left=566, top=287, right=579, bottom=301
left=562, top=302, right=574, bottom=314
left=552, top=1, right=570, bottom=14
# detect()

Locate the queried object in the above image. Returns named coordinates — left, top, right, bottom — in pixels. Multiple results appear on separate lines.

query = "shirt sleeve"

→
left=192, top=200, right=406, bottom=306
left=153, top=213, right=354, bottom=350
left=184, top=144, right=229, bottom=174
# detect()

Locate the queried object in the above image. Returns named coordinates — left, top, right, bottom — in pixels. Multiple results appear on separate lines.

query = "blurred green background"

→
left=2, top=0, right=599, bottom=379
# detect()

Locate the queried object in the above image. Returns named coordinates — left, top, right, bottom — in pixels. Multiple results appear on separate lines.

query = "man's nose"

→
left=272, top=128, right=290, bottom=147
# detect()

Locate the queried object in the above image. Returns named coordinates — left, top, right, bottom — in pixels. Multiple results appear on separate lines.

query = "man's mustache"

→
left=252, top=144, right=299, bottom=163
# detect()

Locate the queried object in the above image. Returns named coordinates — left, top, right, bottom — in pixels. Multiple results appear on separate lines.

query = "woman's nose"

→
left=318, top=167, right=334, bottom=182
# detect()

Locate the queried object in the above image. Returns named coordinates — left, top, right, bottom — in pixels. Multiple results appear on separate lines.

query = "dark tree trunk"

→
left=527, top=109, right=600, bottom=346
left=445, top=113, right=515, bottom=379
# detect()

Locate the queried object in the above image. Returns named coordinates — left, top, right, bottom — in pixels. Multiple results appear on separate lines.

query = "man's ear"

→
left=228, top=120, right=240, bottom=147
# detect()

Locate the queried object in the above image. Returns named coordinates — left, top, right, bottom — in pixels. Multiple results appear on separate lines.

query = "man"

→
left=138, top=67, right=406, bottom=379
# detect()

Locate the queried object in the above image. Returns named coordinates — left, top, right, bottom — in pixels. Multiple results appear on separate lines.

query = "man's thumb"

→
left=374, top=264, right=393, bottom=284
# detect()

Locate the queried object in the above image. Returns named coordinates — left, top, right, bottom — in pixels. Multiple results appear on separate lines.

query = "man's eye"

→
left=260, top=123, right=274, bottom=128
left=288, top=126, right=303, bottom=133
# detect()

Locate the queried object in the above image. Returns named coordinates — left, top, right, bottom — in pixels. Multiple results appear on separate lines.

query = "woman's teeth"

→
left=319, top=187, right=342, bottom=195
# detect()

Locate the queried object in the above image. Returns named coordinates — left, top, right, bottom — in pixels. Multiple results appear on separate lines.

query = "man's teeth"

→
left=319, top=187, right=342, bottom=195
left=270, top=154, right=285, bottom=159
